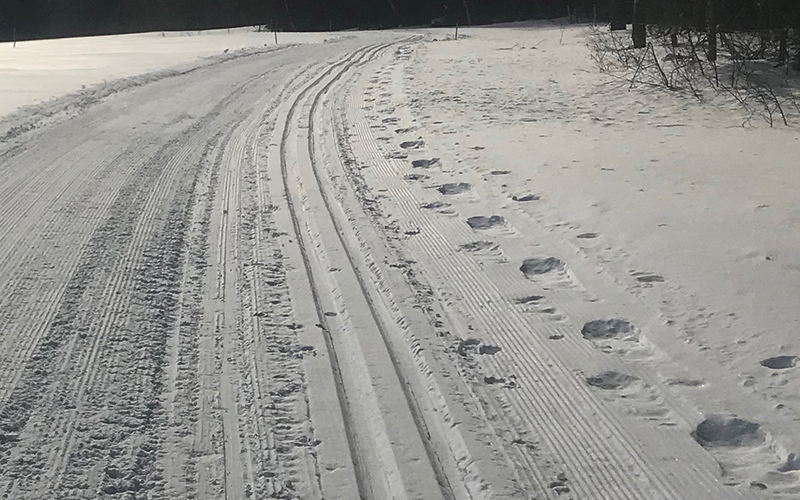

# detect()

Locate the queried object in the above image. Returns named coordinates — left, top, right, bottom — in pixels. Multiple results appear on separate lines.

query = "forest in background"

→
left=0, top=0, right=574, bottom=40
left=0, top=0, right=798, bottom=52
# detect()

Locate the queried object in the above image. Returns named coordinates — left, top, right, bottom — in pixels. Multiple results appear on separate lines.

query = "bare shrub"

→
left=587, top=25, right=800, bottom=126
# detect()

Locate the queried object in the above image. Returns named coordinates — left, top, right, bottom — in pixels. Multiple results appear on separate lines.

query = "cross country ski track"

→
left=0, top=27, right=795, bottom=500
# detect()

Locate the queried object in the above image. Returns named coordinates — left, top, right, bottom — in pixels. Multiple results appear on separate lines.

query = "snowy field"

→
left=0, top=27, right=339, bottom=117
left=0, top=22, right=799, bottom=500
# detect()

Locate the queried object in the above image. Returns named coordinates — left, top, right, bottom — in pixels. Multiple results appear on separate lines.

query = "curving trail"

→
left=0, top=33, right=442, bottom=500
left=1, top=25, right=787, bottom=500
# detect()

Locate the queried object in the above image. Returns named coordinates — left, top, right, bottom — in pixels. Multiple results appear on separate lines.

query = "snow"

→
left=0, top=27, right=339, bottom=118
left=413, top=21, right=800, bottom=377
left=393, top=21, right=800, bottom=494
left=2, top=19, right=800, bottom=498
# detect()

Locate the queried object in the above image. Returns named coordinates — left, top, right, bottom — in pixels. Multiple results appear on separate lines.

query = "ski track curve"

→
left=0, top=35, right=412, bottom=500
left=1, top=28, right=771, bottom=500
left=268, top=37, right=473, bottom=500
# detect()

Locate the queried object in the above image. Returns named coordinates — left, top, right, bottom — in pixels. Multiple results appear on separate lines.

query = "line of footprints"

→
left=381, top=117, right=800, bottom=493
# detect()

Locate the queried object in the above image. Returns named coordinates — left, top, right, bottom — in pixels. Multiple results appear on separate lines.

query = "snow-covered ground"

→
left=1, top=21, right=799, bottom=500
left=376, top=21, right=800, bottom=497
left=0, top=27, right=338, bottom=117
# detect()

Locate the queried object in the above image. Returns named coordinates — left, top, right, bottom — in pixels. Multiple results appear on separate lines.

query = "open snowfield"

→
left=1, top=21, right=799, bottom=500
left=0, top=27, right=340, bottom=117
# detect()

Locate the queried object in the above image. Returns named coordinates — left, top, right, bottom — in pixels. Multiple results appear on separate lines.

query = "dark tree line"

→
left=0, top=0, right=573, bottom=41
left=1, top=0, right=799, bottom=44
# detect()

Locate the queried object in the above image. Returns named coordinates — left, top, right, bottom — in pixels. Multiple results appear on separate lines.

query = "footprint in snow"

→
left=400, top=140, right=425, bottom=149
left=457, top=338, right=481, bottom=356
left=520, top=257, right=564, bottom=277
left=586, top=371, right=640, bottom=390
left=437, top=182, right=471, bottom=195
left=459, top=240, right=499, bottom=253
left=666, top=378, right=706, bottom=388
left=484, top=375, right=517, bottom=388
left=459, top=240, right=505, bottom=261
left=692, top=415, right=800, bottom=490
left=467, top=215, right=505, bottom=230
left=479, top=344, right=502, bottom=355
left=760, top=355, right=797, bottom=370
left=693, top=415, right=765, bottom=448
left=512, top=194, right=540, bottom=202
left=581, top=319, right=637, bottom=340
left=420, top=201, right=449, bottom=210
left=412, top=158, right=440, bottom=169
left=515, top=295, right=544, bottom=304
left=588, top=371, right=674, bottom=424
left=633, top=271, right=664, bottom=283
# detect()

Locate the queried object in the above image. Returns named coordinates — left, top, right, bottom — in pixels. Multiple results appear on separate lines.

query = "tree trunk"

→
left=707, top=0, right=717, bottom=62
left=385, top=0, right=401, bottom=25
left=778, top=29, right=788, bottom=63
left=610, top=0, right=626, bottom=30
left=462, top=0, right=472, bottom=25
left=283, top=0, right=296, bottom=31
left=794, top=45, right=800, bottom=70
left=632, top=0, right=646, bottom=48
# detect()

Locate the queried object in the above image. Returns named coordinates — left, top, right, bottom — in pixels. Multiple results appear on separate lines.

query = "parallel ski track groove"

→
left=407, top=190, right=743, bottom=498
left=213, top=64, right=303, bottom=498
left=348, top=57, right=560, bottom=499
left=160, top=133, right=227, bottom=499
left=455, top=203, right=756, bottom=498
left=305, top=36, right=457, bottom=500
left=47, top=126, right=227, bottom=491
left=389, top=194, right=643, bottom=499
left=388, top=183, right=751, bottom=498
left=349, top=84, right=559, bottom=498
left=0, top=66, right=280, bottom=407
left=351, top=114, right=705, bottom=499
left=244, top=61, right=323, bottom=498
left=0, top=67, right=277, bottom=496
left=6, top=131, right=196, bottom=493
left=0, top=143, right=149, bottom=404
left=278, top=41, right=425, bottom=500
left=176, top=63, right=313, bottom=499
left=355, top=93, right=755, bottom=495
